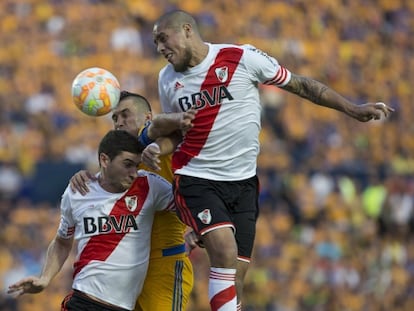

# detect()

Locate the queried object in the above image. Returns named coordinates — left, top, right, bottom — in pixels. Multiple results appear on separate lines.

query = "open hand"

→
left=7, top=277, right=48, bottom=297
left=69, top=170, right=96, bottom=195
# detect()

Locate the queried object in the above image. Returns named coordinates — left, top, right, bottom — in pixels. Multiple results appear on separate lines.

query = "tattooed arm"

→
left=280, top=73, right=394, bottom=122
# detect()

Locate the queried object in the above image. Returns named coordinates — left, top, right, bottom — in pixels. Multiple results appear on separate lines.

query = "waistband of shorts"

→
left=162, top=243, right=186, bottom=256
left=72, top=290, right=128, bottom=311
left=150, top=243, right=187, bottom=259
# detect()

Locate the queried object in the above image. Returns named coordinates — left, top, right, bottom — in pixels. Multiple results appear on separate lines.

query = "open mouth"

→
left=165, top=53, right=173, bottom=62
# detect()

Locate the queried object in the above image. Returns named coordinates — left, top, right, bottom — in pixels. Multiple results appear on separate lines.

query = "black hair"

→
left=98, top=130, right=145, bottom=161
left=119, top=90, right=152, bottom=112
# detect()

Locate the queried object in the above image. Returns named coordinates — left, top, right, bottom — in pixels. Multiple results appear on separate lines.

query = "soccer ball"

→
left=71, top=67, right=121, bottom=116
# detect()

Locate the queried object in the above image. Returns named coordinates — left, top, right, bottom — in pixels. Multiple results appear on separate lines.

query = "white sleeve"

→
left=146, top=171, right=175, bottom=212
left=242, top=44, right=291, bottom=87
left=57, top=187, right=76, bottom=239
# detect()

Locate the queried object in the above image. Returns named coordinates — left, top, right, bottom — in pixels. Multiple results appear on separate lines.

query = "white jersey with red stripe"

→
left=158, top=43, right=291, bottom=181
left=57, top=170, right=174, bottom=310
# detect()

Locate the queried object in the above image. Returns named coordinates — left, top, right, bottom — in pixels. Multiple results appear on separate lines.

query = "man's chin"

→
left=120, top=181, right=133, bottom=190
left=173, top=62, right=186, bottom=73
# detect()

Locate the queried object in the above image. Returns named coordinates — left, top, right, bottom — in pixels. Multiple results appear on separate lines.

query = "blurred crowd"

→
left=0, top=0, right=413, bottom=310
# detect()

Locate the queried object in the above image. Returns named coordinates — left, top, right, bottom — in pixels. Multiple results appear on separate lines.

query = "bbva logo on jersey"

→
left=178, top=85, right=234, bottom=111
left=83, top=215, right=138, bottom=234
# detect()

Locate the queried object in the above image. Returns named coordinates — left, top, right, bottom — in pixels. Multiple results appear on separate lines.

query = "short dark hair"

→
left=119, top=90, right=152, bottom=112
left=98, top=130, right=145, bottom=161
left=156, top=10, right=198, bottom=33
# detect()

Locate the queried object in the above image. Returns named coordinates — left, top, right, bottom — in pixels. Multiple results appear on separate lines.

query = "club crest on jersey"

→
left=215, top=66, right=228, bottom=83
left=197, top=209, right=212, bottom=224
left=125, top=195, right=138, bottom=211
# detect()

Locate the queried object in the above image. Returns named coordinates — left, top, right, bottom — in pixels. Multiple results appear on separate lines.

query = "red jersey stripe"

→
left=172, top=47, right=244, bottom=172
left=173, top=176, right=199, bottom=231
left=72, top=177, right=149, bottom=278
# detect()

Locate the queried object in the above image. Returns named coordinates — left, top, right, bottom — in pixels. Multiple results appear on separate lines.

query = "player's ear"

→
left=183, top=23, right=192, bottom=37
left=145, top=111, right=153, bottom=123
left=99, top=153, right=110, bottom=168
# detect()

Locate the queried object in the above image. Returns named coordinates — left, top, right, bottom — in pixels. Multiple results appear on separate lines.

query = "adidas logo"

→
left=174, top=81, right=184, bottom=90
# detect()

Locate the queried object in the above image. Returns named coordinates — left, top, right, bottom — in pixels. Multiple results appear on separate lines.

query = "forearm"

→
left=147, top=113, right=183, bottom=140
left=155, top=131, right=182, bottom=156
left=147, top=109, right=196, bottom=140
left=39, top=236, right=72, bottom=284
left=141, top=133, right=182, bottom=171
left=282, top=74, right=356, bottom=116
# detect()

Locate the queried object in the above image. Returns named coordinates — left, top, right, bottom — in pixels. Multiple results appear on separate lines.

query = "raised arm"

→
left=147, top=108, right=196, bottom=140
left=140, top=109, right=195, bottom=170
left=156, top=131, right=183, bottom=156
left=280, top=73, right=394, bottom=121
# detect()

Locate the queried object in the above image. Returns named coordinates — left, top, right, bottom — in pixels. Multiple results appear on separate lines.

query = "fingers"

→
left=180, top=108, right=197, bottom=133
left=184, top=230, right=204, bottom=250
left=7, top=286, right=24, bottom=297
left=142, top=143, right=161, bottom=171
left=8, top=277, right=47, bottom=296
left=7, top=283, right=22, bottom=294
left=7, top=278, right=35, bottom=296
left=359, top=102, right=394, bottom=122
left=69, top=170, right=93, bottom=195
left=374, top=102, right=395, bottom=118
left=196, top=239, right=205, bottom=248
left=184, top=231, right=198, bottom=248
left=374, top=102, right=386, bottom=108
left=185, top=242, right=196, bottom=255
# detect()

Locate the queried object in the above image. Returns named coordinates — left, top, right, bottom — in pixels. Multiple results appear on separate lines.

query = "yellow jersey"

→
left=138, top=154, right=187, bottom=259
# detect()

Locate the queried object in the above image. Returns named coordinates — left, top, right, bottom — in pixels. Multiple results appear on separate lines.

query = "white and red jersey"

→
left=158, top=43, right=291, bottom=181
left=57, top=170, right=174, bottom=311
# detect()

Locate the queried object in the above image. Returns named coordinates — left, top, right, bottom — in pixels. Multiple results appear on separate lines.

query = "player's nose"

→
left=129, top=168, right=138, bottom=179
left=157, top=42, right=165, bottom=54
left=114, top=121, right=124, bottom=130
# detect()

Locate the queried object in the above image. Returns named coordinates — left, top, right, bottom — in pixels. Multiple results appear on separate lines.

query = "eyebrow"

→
left=154, top=31, right=167, bottom=42
left=112, top=108, right=130, bottom=118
